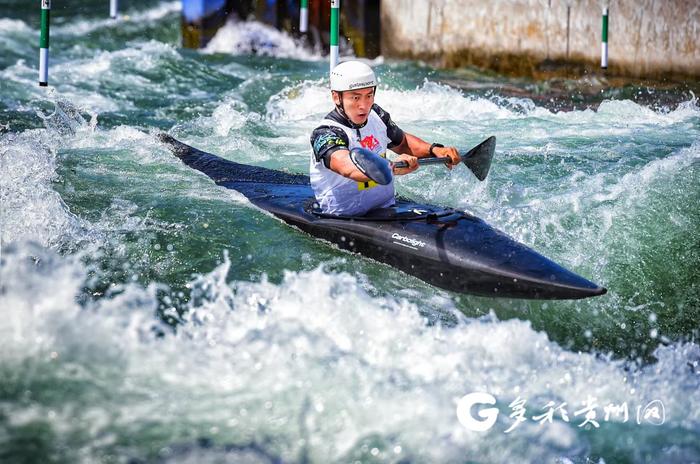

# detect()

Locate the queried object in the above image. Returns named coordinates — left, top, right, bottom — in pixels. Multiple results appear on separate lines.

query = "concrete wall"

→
left=381, top=0, right=700, bottom=78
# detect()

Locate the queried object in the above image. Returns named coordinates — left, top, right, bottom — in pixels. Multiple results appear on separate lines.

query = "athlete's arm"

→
left=328, top=149, right=372, bottom=182
left=392, top=133, right=431, bottom=158
left=311, top=125, right=371, bottom=180
left=327, top=149, right=418, bottom=179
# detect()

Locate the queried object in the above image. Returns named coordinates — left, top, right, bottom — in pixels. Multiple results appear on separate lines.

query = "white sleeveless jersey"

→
left=309, top=109, right=396, bottom=216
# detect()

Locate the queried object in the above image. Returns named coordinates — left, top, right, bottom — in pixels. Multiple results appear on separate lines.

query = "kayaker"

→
left=309, top=60, right=461, bottom=216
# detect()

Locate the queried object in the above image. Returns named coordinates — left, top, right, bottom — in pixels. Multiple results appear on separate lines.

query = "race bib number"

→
left=358, top=180, right=378, bottom=191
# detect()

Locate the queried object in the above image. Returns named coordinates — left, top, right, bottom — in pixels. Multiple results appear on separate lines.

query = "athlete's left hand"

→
left=392, top=153, right=419, bottom=175
left=433, top=146, right=461, bottom=170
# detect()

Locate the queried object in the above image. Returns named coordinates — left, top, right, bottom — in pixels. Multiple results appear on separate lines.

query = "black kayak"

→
left=159, top=134, right=606, bottom=299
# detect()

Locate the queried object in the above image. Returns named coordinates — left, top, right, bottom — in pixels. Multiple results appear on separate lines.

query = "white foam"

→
left=0, top=18, right=32, bottom=34
left=266, top=78, right=700, bottom=134
left=0, top=93, right=106, bottom=251
left=0, top=95, right=181, bottom=250
left=204, top=19, right=320, bottom=61
left=492, top=140, right=699, bottom=235
left=53, top=1, right=181, bottom=36
left=512, top=96, right=700, bottom=137
left=0, top=49, right=152, bottom=114
left=0, top=129, right=86, bottom=247
left=209, top=99, right=252, bottom=136
left=266, top=79, right=330, bottom=123
left=54, top=40, right=178, bottom=77
left=1, top=244, right=698, bottom=461
left=381, top=81, right=516, bottom=122
left=265, top=79, right=517, bottom=125
left=12, top=40, right=179, bottom=112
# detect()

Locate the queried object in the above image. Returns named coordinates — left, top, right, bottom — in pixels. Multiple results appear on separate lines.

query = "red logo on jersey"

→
left=360, top=135, right=379, bottom=151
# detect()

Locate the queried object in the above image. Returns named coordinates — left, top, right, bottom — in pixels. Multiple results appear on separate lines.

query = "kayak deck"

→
left=159, top=134, right=607, bottom=299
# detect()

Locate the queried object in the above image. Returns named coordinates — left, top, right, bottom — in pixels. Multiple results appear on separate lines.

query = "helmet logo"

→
left=349, top=81, right=376, bottom=90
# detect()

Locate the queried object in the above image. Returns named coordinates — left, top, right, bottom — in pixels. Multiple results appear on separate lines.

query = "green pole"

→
left=39, top=0, right=51, bottom=86
left=601, top=7, right=609, bottom=69
left=330, top=0, right=339, bottom=72
left=565, top=5, right=570, bottom=59
left=300, top=0, right=308, bottom=33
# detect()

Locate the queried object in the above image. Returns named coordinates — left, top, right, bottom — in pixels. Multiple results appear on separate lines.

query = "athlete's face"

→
left=333, top=87, right=375, bottom=125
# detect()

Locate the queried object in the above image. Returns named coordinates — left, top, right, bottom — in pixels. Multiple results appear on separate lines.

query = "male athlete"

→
left=309, top=60, right=460, bottom=216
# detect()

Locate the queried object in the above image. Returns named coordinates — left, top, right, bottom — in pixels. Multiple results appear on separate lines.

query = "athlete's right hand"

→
left=392, top=154, right=419, bottom=175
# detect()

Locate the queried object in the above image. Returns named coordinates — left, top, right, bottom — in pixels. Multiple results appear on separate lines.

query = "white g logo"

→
left=456, top=392, right=499, bottom=432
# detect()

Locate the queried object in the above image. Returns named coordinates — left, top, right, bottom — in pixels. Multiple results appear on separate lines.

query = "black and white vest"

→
left=310, top=109, right=396, bottom=215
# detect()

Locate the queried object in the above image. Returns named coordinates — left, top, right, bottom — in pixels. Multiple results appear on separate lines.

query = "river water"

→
left=1, top=1, right=699, bottom=463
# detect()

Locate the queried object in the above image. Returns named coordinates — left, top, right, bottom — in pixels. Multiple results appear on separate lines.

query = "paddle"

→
left=393, top=136, right=496, bottom=181
left=349, top=147, right=393, bottom=185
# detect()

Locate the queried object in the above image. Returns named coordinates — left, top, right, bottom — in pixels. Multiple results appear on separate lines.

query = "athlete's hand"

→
left=433, top=146, right=461, bottom=170
left=392, top=154, right=419, bottom=175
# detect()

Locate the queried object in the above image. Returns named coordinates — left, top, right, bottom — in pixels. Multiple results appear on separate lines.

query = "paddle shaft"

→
left=393, top=157, right=450, bottom=169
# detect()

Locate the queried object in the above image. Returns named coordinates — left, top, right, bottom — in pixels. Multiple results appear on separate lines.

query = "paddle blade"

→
left=349, top=147, right=393, bottom=185
left=463, top=136, right=496, bottom=181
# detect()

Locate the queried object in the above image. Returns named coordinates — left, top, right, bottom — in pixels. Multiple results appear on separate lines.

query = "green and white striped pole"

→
left=110, top=0, right=119, bottom=19
left=39, top=0, right=51, bottom=87
left=601, top=7, right=609, bottom=69
left=330, top=0, right=339, bottom=71
left=300, top=0, right=308, bottom=33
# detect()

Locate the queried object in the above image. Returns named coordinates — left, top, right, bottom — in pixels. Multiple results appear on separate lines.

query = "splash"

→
left=205, top=19, right=320, bottom=61
left=53, top=1, right=182, bottom=36
left=1, top=243, right=699, bottom=462
left=0, top=96, right=95, bottom=248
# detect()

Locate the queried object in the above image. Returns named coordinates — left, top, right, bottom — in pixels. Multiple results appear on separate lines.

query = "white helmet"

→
left=330, top=60, right=377, bottom=92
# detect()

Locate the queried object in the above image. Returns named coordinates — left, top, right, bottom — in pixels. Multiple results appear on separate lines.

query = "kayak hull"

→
left=160, top=134, right=606, bottom=300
